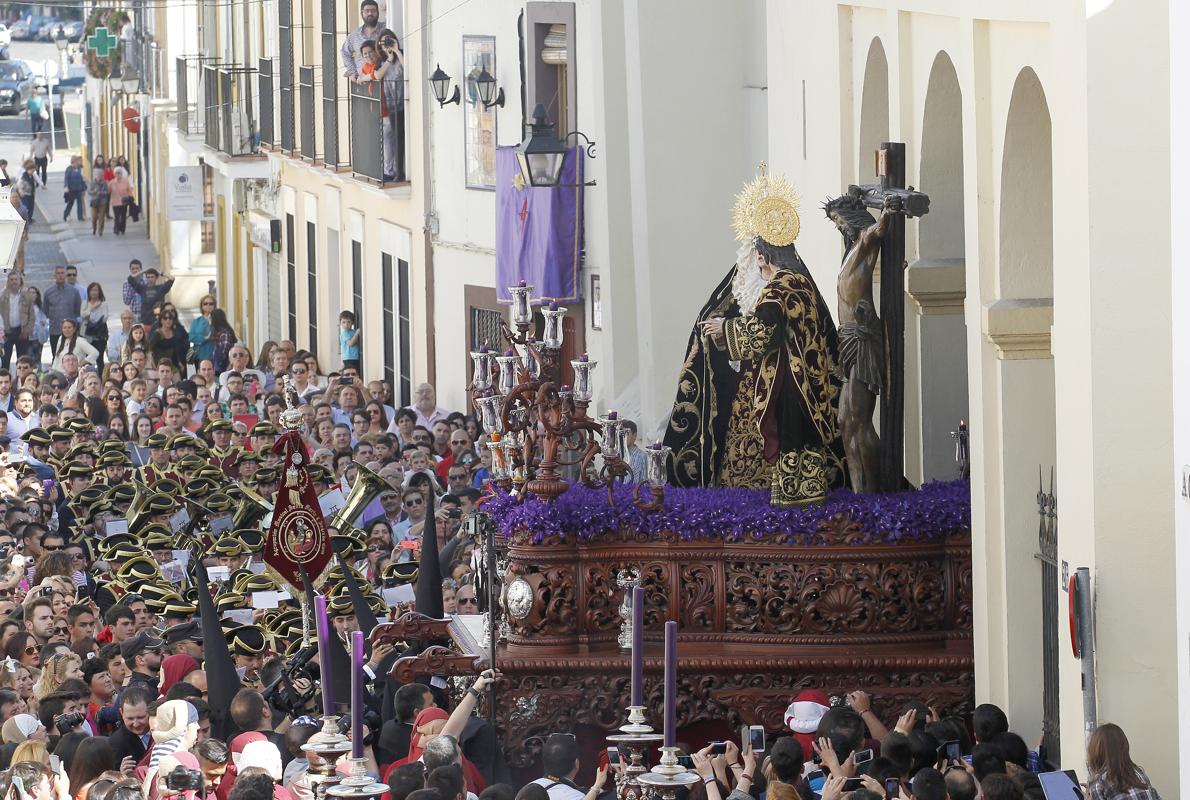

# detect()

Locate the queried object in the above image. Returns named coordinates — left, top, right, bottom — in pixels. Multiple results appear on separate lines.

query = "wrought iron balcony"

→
left=349, top=81, right=406, bottom=184
left=203, top=64, right=259, bottom=156
left=298, top=66, right=318, bottom=161
left=176, top=55, right=219, bottom=137
left=259, top=58, right=276, bottom=147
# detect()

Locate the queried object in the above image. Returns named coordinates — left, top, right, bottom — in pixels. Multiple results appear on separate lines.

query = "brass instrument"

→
left=328, top=462, right=388, bottom=532
left=127, top=480, right=155, bottom=531
left=232, top=483, right=274, bottom=530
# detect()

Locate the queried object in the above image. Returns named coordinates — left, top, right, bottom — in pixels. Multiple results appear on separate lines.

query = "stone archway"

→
left=909, top=51, right=968, bottom=481
left=999, top=68, right=1053, bottom=300
left=978, top=65, right=1056, bottom=747
left=858, top=38, right=889, bottom=181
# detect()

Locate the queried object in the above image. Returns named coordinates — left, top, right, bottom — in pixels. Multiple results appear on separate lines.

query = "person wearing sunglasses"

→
left=455, top=586, right=479, bottom=614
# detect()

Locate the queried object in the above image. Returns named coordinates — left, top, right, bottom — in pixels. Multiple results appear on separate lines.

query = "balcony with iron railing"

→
left=203, top=64, right=260, bottom=156
left=176, top=54, right=220, bottom=137
left=266, top=0, right=409, bottom=185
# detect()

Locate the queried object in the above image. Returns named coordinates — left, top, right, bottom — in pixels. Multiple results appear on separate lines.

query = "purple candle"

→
left=663, top=620, right=677, bottom=747
left=630, top=587, right=644, bottom=707
left=351, top=631, right=365, bottom=758
left=314, top=594, right=334, bottom=716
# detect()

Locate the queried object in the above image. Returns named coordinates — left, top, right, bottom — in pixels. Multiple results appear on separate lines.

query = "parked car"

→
left=29, top=17, right=61, bottom=40
left=34, top=18, right=64, bottom=41
left=9, top=19, right=27, bottom=40
left=0, top=62, right=34, bottom=114
left=58, top=20, right=83, bottom=41
left=0, top=24, right=11, bottom=48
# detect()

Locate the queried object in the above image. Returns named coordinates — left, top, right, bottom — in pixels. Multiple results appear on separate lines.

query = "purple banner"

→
left=495, top=145, right=584, bottom=304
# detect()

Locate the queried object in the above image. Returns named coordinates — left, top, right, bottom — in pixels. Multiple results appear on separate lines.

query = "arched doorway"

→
left=858, top=38, right=889, bottom=181
left=910, top=51, right=968, bottom=481
left=980, top=65, right=1056, bottom=750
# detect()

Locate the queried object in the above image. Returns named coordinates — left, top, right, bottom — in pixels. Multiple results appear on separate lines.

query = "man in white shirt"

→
left=0, top=369, right=13, bottom=413
left=6, top=388, right=37, bottom=440
left=107, top=309, right=135, bottom=363
left=411, top=382, right=449, bottom=429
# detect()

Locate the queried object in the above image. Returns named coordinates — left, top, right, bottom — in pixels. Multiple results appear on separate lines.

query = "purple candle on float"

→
left=663, top=620, right=677, bottom=747
left=314, top=594, right=334, bottom=716
left=351, top=631, right=365, bottom=758
left=630, top=586, right=644, bottom=707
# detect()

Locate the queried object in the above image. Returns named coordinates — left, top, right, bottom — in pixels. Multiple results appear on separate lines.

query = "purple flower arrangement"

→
left=483, top=480, right=970, bottom=545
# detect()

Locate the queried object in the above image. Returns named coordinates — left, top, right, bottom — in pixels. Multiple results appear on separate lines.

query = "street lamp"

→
left=54, top=27, right=69, bottom=74
left=119, top=67, right=141, bottom=96
left=515, top=103, right=597, bottom=188
left=475, top=66, right=504, bottom=109
left=428, top=64, right=460, bottom=107
left=0, top=190, right=28, bottom=271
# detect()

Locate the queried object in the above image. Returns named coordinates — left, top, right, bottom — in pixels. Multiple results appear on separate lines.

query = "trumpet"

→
left=328, top=462, right=388, bottom=532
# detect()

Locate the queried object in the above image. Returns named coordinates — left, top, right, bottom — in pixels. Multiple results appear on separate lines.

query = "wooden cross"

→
left=850, top=143, right=930, bottom=493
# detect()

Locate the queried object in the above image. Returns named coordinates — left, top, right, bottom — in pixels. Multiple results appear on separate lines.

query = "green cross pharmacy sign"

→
left=87, top=27, right=118, bottom=58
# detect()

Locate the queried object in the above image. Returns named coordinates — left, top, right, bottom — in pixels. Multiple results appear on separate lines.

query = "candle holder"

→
left=470, top=348, right=494, bottom=391
left=606, top=702, right=663, bottom=800
left=475, top=394, right=504, bottom=434
left=495, top=352, right=520, bottom=396
left=541, top=305, right=567, bottom=349
left=571, top=355, right=596, bottom=402
left=509, top=282, right=534, bottom=326
left=638, top=747, right=700, bottom=800
left=616, top=568, right=641, bottom=652
left=326, top=757, right=389, bottom=800
left=632, top=443, right=670, bottom=512
left=302, top=715, right=352, bottom=800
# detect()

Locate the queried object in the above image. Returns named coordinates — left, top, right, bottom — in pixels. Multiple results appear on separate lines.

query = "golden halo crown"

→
left=731, top=162, right=801, bottom=247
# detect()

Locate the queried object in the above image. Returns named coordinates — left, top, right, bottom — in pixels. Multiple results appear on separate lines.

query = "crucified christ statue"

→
left=824, top=191, right=902, bottom=494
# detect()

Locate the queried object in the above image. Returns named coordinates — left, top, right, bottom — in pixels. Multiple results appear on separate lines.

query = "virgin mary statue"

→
left=662, top=165, right=846, bottom=506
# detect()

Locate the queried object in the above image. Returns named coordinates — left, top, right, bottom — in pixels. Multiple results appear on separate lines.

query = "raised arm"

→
left=440, top=668, right=501, bottom=740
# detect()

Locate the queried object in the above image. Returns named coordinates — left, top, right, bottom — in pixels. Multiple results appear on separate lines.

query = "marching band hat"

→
left=216, top=592, right=250, bottom=612
left=250, top=422, right=278, bottom=437
left=47, top=426, right=72, bottom=443
left=96, top=452, right=131, bottom=469
left=141, top=528, right=174, bottom=551
left=239, top=531, right=264, bottom=553
left=254, top=467, right=278, bottom=485
left=383, top=561, right=419, bottom=585
left=20, top=428, right=50, bottom=446
left=116, top=556, right=161, bottom=582
left=106, top=483, right=136, bottom=504
left=83, top=499, right=112, bottom=522
left=229, top=625, right=268, bottom=656
left=152, top=478, right=183, bottom=496
left=205, top=493, right=236, bottom=513
left=162, top=598, right=198, bottom=619
left=65, top=443, right=97, bottom=459
left=212, top=537, right=246, bottom=557
left=205, top=419, right=234, bottom=433
left=327, top=594, right=355, bottom=618
left=168, top=434, right=198, bottom=451
left=236, top=450, right=262, bottom=465
left=61, top=461, right=90, bottom=480
left=65, top=417, right=94, bottom=434
left=76, top=486, right=106, bottom=505
left=145, top=432, right=170, bottom=449
left=234, top=573, right=277, bottom=594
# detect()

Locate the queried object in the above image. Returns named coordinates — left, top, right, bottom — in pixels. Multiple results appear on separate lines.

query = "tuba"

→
left=232, top=483, right=274, bottom=530
left=328, top=462, right=389, bottom=532
left=127, top=480, right=155, bottom=531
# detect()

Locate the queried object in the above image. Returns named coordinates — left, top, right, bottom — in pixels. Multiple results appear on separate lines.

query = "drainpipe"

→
left=419, top=0, right=435, bottom=393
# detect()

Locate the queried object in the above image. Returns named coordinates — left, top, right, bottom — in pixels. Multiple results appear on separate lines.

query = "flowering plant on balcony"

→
left=482, top=479, right=970, bottom=545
